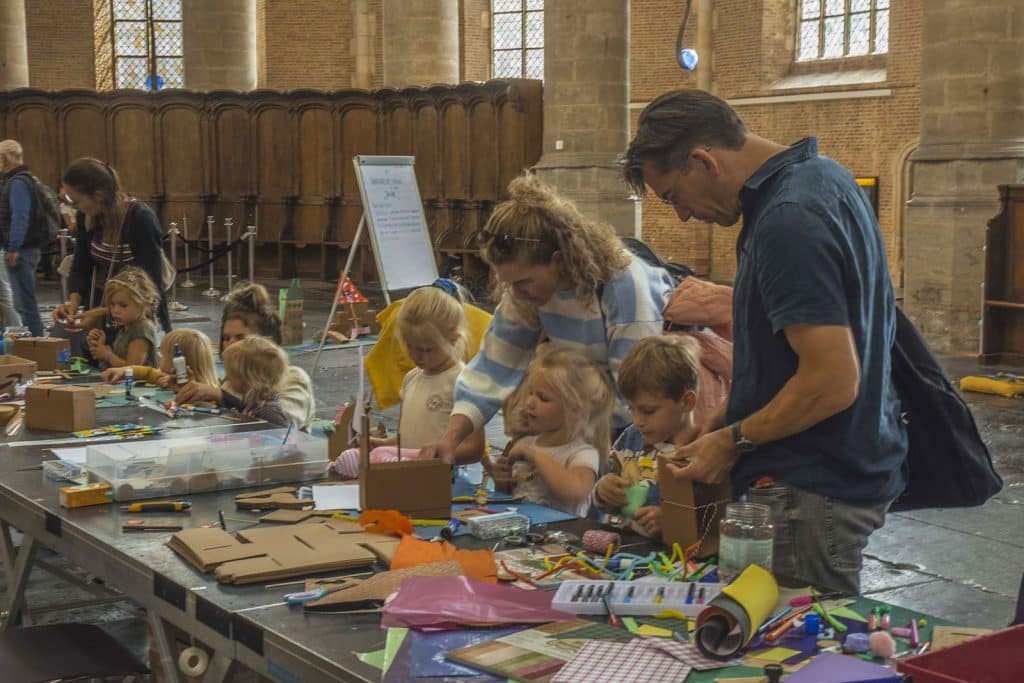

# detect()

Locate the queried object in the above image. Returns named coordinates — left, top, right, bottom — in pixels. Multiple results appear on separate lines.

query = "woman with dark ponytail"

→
left=53, top=158, right=171, bottom=331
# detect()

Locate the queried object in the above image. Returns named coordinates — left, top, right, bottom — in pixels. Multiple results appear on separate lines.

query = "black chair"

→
left=0, top=623, right=149, bottom=682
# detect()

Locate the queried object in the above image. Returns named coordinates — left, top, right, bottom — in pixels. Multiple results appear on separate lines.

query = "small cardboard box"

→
left=357, top=411, right=450, bottom=518
left=59, top=482, right=112, bottom=508
left=658, top=455, right=733, bottom=559
left=0, top=355, right=37, bottom=385
left=13, top=337, right=71, bottom=370
left=25, top=385, right=96, bottom=432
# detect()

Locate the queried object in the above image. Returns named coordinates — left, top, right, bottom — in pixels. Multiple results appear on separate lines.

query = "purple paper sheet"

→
left=782, top=652, right=901, bottom=683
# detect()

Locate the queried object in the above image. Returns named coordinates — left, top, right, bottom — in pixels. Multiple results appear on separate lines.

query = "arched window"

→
left=798, top=0, right=889, bottom=62
left=492, top=0, right=544, bottom=80
left=96, top=0, right=184, bottom=90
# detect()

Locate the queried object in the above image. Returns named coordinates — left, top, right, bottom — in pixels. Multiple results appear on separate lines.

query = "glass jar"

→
left=718, top=502, right=774, bottom=581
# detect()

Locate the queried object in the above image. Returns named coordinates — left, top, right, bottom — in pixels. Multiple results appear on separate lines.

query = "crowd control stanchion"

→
left=224, top=218, right=235, bottom=294
left=58, top=228, right=69, bottom=303
left=202, top=216, right=221, bottom=298
left=243, top=224, right=257, bottom=284
left=179, top=214, right=196, bottom=288
left=166, top=222, right=188, bottom=312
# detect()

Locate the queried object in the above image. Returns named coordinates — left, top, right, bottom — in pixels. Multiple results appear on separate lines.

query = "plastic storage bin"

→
left=85, top=428, right=327, bottom=501
left=896, top=624, right=1024, bottom=683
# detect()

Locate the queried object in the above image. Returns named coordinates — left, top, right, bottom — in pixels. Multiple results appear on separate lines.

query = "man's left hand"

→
left=666, top=427, right=739, bottom=485
left=5, top=251, right=18, bottom=267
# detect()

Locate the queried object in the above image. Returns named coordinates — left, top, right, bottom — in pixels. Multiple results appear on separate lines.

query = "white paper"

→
left=311, top=483, right=360, bottom=511
left=50, top=446, right=88, bottom=465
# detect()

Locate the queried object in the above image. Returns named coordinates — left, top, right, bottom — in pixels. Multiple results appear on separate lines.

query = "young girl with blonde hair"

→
left=101, top=328, right=218, bottom=389
left=177, top=336, right=290, bottom=427
left=421, top=173, right=675, bottom=464
left=329, top=281, right=486, bottom=478
left=492, top=346, right=614, bottom=517
left=86, top=266, right=160, bottom=368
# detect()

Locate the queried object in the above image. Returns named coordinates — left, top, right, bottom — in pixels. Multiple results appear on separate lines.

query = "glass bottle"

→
left=718, top=502, right=774, bottom=581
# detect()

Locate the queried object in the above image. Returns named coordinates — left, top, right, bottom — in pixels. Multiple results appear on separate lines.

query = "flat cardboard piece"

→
left=260, top=509, right=316, bottom=523
left=304, top=560, right=465, bottom=611
left=0, top=354, right=37, bottom=386
left=25, top=385, right=96, bottom=432
left=658, top=455, right=732, bottom=558
left=358, top=410, right=451, bottom=518
left=13, top=337, right=70, bottom=370
left=235, top=486, right=309, bottom=510
left=167, top=521, right=378, bottom=584
left=930, top=625, right=992, bottom=651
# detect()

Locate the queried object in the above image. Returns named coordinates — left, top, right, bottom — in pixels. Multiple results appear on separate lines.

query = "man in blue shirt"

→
left=0, top=140, right=45, bottom=336
left=622, top=90, right=907, bottom=594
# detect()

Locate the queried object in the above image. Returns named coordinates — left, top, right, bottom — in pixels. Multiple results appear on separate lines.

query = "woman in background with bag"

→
left=52, top=158, right=171, bottom=332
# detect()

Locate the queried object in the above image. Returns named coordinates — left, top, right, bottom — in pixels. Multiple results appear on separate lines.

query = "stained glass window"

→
left=111, top=0, right=183, bottom=90
left=492, top=1, right=543, bottom=80
left=797, top=0, right=889, bottom=62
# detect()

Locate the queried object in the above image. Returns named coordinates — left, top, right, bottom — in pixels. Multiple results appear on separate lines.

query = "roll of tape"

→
left=178, top=646, right=209, bottom=677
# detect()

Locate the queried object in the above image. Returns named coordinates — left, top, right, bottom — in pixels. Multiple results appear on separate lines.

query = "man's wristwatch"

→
left=731, top=421, right=757, bottom=454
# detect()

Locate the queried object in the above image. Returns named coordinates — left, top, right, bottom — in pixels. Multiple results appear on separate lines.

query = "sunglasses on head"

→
left=476, top=229, right=541, bottom=254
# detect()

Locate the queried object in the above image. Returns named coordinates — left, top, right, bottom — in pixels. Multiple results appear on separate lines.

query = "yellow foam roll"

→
left=720, top=564, right=779, bottom=636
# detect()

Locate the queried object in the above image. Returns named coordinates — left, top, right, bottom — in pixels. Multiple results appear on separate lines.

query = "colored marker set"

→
left=551, top=580, right=726, bottom=618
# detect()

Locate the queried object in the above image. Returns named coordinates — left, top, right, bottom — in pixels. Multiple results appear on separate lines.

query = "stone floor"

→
left=1, top=276, right=1021, bottom=670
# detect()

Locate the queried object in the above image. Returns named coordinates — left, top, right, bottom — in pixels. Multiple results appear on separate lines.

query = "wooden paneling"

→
left=0, top=80, right=543, bottom=280
left=981, top=185, right=1024, bottom=365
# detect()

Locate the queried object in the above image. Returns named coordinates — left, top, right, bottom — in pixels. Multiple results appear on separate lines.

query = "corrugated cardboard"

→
left=166, top=519, right=377, bottom=584
left=358, top=409, right=451, bottom=519
left=25, top=385, right=96, bottom=432
left=0, top=355, right=37, bottom=386
left=235, top=486, right=309, bottom=510
left=658, top=455, right=733, bottom=559
left=13, top=338, right=70, bottom=370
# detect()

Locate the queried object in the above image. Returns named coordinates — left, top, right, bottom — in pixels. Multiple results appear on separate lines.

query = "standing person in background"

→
left=0, top=140, right=45, bottom=336
left=52, top=158, right=171, bottom=333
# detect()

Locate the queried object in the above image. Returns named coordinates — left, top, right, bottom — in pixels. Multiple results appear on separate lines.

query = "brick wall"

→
left=261, top=0, right=355, bottom=90
left=631, top=0, right=922, bottom=284
left=24, top=0, right=94, bottom=89
left=461, top=0, right=491, bottom=82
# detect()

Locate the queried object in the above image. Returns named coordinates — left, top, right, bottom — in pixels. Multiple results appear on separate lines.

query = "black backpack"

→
left=4, top=171, right=62, bottom=246
left=621, top=236, right=695, bottom=283
left=889, top=307, right=1002, bottom=511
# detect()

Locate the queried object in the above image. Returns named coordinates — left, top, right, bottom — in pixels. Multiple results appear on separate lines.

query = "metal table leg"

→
left=0, top=522, right=36, bottom=631
left=147, top=610, right=186, bottom=683
left=201, top=652, right=237, bottom=683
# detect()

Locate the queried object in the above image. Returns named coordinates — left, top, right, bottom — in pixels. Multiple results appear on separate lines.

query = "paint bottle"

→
left=172, top=344, right=188, bottom=385
left=718, top=502, right=774, bottom=582
left=124, top=367, right=134, bottom=399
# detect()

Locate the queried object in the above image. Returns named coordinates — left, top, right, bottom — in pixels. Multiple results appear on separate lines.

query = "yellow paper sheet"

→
left=635, top=624, right=674, bottom=638
left=747, top=646, right=800, bottom=663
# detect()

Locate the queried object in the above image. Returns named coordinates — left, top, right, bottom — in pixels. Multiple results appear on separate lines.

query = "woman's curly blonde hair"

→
left=481, top=173, right=629, bottom=309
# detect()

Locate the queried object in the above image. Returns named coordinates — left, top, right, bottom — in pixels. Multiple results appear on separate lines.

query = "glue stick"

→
left=172, top=344, right=188, bottom=385
left=124, top=367, right=134, bottom=397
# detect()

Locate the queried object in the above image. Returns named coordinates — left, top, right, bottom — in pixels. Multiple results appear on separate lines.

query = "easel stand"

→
left=312, top=213, right=374, bottom=371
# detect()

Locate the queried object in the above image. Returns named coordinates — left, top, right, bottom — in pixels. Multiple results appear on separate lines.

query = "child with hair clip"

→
left=85, top=266, right=160, bottom=369
left=492, top=347, right=614, bottom=517
left=100, top=328, right=218, bottom=389
left=176, top=336, right=290, bottom=427
left=328, top=280, right=487, bottom=478
left=592, top=335, right=702, bottom=537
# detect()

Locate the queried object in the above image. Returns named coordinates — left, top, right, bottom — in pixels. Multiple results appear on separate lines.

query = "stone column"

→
left=351, top=0, right=374, bottom=89
left=381, top=0, right=459, bottom=88
left=0, top=0, right=29, bottom=89
left=182, top=0, right=257, bottom=91
left=904, top=0, right=1024, bottom=352
left=533, top=0, right=637, bottom=236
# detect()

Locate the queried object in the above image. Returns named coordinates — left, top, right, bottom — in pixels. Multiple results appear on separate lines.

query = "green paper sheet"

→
left=381, top=627, right=408, bottom=675
left=829, top=605, right=867, bottom=622
left=355, top=648, right=386, bottom=670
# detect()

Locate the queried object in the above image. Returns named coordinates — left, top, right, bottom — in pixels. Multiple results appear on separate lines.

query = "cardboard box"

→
left=658, top=455, right=733, bottom=559
left=13, top=338, right=71, bottom=370
left=25, top=385, right=96, bottom=432
left=0, top=355, right=37, bottom=386
left=357, top=409, right=450, bottom=518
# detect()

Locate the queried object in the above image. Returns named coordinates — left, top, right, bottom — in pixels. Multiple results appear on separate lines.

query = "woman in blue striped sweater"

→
left=420, top=173, right=676, bottom=465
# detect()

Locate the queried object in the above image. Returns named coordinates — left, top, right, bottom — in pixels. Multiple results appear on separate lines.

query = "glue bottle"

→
left=172, top=344, right=188, bottom=385
left=124, top=367, right=134, bottom=399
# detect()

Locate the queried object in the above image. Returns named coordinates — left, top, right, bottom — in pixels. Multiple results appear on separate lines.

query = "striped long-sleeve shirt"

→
left=453, top=254, right=675, bottom=430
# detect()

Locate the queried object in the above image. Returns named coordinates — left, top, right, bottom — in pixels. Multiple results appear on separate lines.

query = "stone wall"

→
left=23, top=0, right=93, bottom=89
